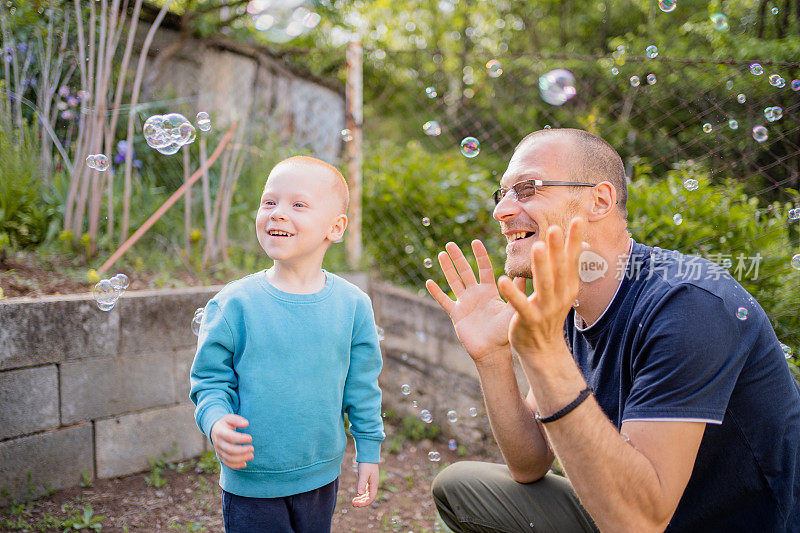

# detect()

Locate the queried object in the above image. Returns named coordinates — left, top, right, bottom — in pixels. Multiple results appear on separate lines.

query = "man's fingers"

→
left=472, top=240, right=496, bottom=285
left=547, top=226, right=569, bottom=299
left=438, top=248, right=466, bottom=296
left=426, top=279, right=455, bottom=316
left=224, top=414, right=250, bottom=428
left=497, top=276, right=534, bottom=321
left=530, top=240, right=555, bottom=297
left=512, top=276, right=527, bottom=295
left=447, top=241, right=478, bottom=287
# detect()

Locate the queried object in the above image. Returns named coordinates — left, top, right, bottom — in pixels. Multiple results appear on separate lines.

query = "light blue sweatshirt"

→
left=189, top=270, right=384, bottom=498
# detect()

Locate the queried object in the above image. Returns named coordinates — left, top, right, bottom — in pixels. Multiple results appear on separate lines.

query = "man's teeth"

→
left=510, top=231, right=532, bottom=242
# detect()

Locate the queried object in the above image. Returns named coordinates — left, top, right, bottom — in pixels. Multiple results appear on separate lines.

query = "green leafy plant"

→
left=79, top=472, right=93, bottom=489
left=195, top=451, right=221, bottom=475
left=61, top=505, right=105, bottom=532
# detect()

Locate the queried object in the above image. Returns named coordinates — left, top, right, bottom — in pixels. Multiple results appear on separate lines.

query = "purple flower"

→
left=17, top=42, right=26, bottom=53
left=58, top=85, right=70, bottom=97
left=66, top=95, right=79, bottom=106
left=60, top=110, right=74, bottom=120
left=114, top=140, right=141, bottom=168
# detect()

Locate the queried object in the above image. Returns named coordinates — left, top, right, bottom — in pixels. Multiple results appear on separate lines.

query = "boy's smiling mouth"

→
left=267, top=229, right=294, bottom=237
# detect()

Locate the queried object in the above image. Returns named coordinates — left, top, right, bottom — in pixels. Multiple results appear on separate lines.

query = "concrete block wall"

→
left=0, top=275, right=510, bottom=504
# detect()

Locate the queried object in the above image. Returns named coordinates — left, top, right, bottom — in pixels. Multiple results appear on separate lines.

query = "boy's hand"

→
left=352, top=462, right=379, bottom=507
left=210, top=414, right=254, bottom=470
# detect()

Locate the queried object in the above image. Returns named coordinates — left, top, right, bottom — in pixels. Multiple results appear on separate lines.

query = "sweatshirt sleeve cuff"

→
left=198, top=403, right=233, bottom=439
left=353, top=437, right=382, bottom=464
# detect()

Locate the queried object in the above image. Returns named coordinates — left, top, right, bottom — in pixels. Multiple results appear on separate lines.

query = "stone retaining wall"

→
left=0, top=275, right=516, bottom=504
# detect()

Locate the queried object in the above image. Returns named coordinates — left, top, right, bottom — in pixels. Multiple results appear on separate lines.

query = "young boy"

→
left=189, top=156, right=384, bottom=532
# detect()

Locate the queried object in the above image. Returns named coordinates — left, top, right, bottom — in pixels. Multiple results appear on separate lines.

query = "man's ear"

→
left=587, top=181, right=617, bottom=221
left=328, top=214, right=348, bottom=241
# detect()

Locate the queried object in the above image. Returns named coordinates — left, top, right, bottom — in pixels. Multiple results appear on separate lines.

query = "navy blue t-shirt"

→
left=565, top=240, right=800, bottom=532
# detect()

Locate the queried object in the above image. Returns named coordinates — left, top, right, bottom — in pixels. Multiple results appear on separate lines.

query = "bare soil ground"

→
left=0, top=424, right=502, bottom=532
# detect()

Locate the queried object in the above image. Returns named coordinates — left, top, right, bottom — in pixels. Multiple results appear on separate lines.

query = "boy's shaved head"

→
left=271, top=155, right=349, bottom=214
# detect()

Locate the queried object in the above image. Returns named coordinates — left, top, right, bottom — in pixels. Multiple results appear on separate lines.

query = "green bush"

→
left=0, top=120, right=53, bottom=249
left=628, top=160, right=800, bottom=378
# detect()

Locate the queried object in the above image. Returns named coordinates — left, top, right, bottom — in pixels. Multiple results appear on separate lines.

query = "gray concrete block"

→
left=0, top=295, right=120, bottom=370
left=0, top=365, right=59, bottom=440
left=0, top=424, right=93, bottom=505
left=117, top=287, right=221, bottom=355
left=61, top=353, right=176, bottom=424
left=173, top=347, right=196, bottom=405
left=95, top=403, right=205, bottom=479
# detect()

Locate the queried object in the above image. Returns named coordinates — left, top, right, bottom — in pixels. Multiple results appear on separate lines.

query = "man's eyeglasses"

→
left=492, top=179, right=596, bottom=206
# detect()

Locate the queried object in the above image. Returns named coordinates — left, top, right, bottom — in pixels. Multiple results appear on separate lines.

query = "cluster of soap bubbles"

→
left=425, top=86, right=438, bottom=98
left=92, top=273, right=130, bottom=312
left=85, top=153, right=110, bottom=171
left=247, top=0, right=321, bottom=44
left=143, top=113, right=197, bottom=155
left=788, top=208, right=800, bottom=220
left=764, top=106, right=783, bottom=122
left=768, top=74, right=786, bottom=88
left=539, top=69, right=576, bottom=106
left=191, top=307, right=204, bottom=336
left=196, top=111, right=211, bottom=132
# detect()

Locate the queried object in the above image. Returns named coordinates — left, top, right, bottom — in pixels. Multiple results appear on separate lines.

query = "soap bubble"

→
left=447, top=410, right=458, bottom=423
left=750, top=63, right=763, bottom=75
left=768, top=74, right=782, bottom=86
left=702, top=123, right=712, bottom=133
left=428, top=451, right=441, bottom=462
left=401, top=384, right=411, bottom=395
left=780, top=343, right=792, bottom=359
left=610, top=67, right=619, bottom=75
left=424, top=258, right=433, bottom=268
left=721, top=258, right=733, bottom=269
left=658, top=0, right=676, bottom=12
left=421, top=217, right=431, bottom=227
left=425, top=86, right=438, bottom=98
left=728, top=119, right=739, bottom=130
left=673, top=213, right=683, bottom=225
left=788, top=208, right=800, bottom=220
left=340, top=129, right=353, bottom=142
left=376, top=326, right=385, bottom=341
left=448, top=439, right=457, bottom=451
left=468, top=407, right=478, bottom=417
left=684, top=178, right=699, bottom=191
left=538, top=69, right=576, bottom=106
left=791, top=80, right=800, bottom=91
left=775, top=77, right=786, bottom=88
left=752, top=125, right=768, bottom=143
left=109, top=273, right=129, bottom=290
left=191, top=307, right=204, bottom=336
left=766, top=106, right=783, bottom=121
left=645, top=45, right=658, bottom=58
left=737, top=93, right=746, bottom=103
left=420, top=410, right=432, bottom=423
left=196, top=111, right=211, bottom=132
left=423, top=120, right=442, bottom=136
left=646, top=73, right=657, bottom=85
left=710, top=13, right=729, bottom=31
left=93, top=279, right=119, bottom=312
left=792, top=254, right=800, bottom=270
left=771, top=7, right=779, bottom=14
left=629, top=76, right=640, bottom=87
left=485, top=59, right=503, bottom=78
left=726, top=80, right=734, bottom=90
left=460, top=137, right=480, bottom=158
left=736, top=307, right=748, bottom=320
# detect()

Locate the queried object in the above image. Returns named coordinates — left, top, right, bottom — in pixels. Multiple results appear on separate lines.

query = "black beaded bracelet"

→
left=534, top=386, right=593, bottom=424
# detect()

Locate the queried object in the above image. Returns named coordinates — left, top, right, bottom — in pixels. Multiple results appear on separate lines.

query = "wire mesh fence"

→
left=360, top=49, right=800, bottom=351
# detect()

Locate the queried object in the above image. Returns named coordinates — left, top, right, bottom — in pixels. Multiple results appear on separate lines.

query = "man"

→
left=426, top=128, right=800, bottom=532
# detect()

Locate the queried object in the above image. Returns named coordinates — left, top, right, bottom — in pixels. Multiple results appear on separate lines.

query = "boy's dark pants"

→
left=432, top=462, right=599, bottom=533
left=222, top=478, right=339, bottom=533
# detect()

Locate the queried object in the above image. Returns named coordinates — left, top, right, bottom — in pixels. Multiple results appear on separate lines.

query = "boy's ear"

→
left=327, top=214, right=348, bottom=241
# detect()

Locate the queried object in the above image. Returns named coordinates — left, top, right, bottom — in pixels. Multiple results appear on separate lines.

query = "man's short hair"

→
left=516, top=128, right=628, bottom=219
left=275, top=155, right=349, bottom=214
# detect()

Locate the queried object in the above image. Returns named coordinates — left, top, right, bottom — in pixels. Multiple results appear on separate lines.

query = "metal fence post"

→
left=345, top=38, right=363, bottom=271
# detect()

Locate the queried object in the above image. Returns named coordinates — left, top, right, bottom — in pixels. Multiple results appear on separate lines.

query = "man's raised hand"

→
left=425, top=240, right=526, bottom=363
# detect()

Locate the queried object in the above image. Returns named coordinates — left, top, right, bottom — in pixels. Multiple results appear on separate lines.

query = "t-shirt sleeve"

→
left=622, top=285, right=746, bottom=425
left=189, top=299, right=239, bottom=438
left=342, top=294, right=385, bottom=463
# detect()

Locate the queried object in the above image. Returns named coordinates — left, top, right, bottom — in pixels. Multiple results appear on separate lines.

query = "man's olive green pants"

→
left=432, top=461, right=600, bottom=533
